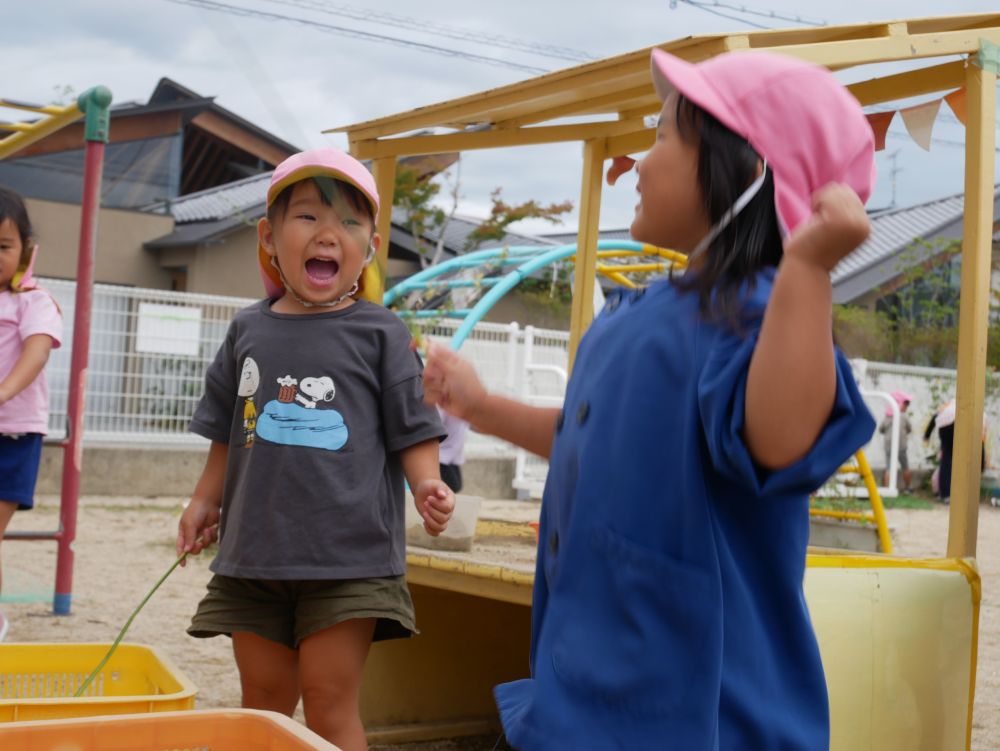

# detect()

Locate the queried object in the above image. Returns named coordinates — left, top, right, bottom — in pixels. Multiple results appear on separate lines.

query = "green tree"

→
left=463, top=188, right=573, bottom=251
left=393, top=166, right=450, bottom=269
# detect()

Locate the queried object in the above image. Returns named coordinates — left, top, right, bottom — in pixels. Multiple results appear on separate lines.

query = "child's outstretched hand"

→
left=176, top=498, right=220, bottom=567
left=422, top=342, right=488, bottom=423
left=413, top=479, right=455, bottom=536
left=783, top=183, right=870, bottom=271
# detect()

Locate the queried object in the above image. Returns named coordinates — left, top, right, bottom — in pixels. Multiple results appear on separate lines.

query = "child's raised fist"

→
left=783, top=183, right=870, bottom=272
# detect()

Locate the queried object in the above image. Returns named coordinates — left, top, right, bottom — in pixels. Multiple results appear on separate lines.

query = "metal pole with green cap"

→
left=54, top=85, right=112, bottom=615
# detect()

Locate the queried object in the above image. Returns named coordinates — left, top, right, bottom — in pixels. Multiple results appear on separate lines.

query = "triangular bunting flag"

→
left=944, top=88, right=967, bottom=126
left=900, top=99, right=941, bottom=151
left=866, top=111, right=895, bottom=151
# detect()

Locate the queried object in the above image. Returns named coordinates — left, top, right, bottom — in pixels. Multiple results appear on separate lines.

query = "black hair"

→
left=266, top=176, right=374, bottom=227
left=671, top=94, right=784, bottom=330
left=0, top=186, right=34, bottom=265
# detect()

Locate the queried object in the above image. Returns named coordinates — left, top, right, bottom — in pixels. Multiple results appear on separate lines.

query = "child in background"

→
left=176, top=148, right=454, bottom=750
left=0, top=187, right=62, bottom=641
left=424, top=49, right=876, bottom=749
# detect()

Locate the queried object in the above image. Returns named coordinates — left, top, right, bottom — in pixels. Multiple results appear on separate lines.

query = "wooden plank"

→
left=494, top=85, right=652, bottom=129
left=569, top=138, right=606, bottom=369
left=189, top=110, right=292, bottom=166
left=947, top=62, right=996, bottom=559
left=768, top=29, right=1000, bottom=69
left=350, top=118, right=645, bottom=159
left=848, top=60, right=967, bottom=106
left=333, top=16, right=1000, bottom=143
left=606, top=128, right=654, bottom=158
left=332, top=38, right=737, bottom=141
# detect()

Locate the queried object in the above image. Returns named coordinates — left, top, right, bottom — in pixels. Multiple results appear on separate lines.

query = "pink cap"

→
left=650, top=48, right=876, bottom=236
left=258, top=148, right=380, bottom=299
left=885, top=390, right=914, bottom=416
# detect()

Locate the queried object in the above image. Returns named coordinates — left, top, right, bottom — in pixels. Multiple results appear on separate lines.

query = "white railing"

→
left=852, top=359, right=1000, bottom=479
left=43, top=279, right=255, bottom=445
left=40, top=280, right=570, bottom=457
left=40, top=278, right=995, bottom=494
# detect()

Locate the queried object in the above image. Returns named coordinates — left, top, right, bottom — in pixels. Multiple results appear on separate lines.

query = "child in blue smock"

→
left=423, top=49, right=877, bottom=750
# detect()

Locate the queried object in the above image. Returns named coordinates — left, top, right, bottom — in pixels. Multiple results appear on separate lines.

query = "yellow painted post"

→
left=854, top=449, right=892, bottom=554
left=370, top=156, right=397, bottom=302
left=947, top=60, right=996, bottom=559
left=0, top=102, right=83, bottom=161
left=569, top=138, right=606, bottom=369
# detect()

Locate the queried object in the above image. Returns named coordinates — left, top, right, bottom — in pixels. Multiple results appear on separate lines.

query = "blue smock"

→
left=495, top=270, right=875, bottom=750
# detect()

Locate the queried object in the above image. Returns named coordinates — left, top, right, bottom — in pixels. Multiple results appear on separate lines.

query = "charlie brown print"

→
left=237, top=357, right=260, bottom=447
left=254, top=373, right=349, bottom=451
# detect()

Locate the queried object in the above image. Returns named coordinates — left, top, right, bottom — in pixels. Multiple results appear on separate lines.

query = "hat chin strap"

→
left=269, top=240, right=376, bottom=309
left=687, top=160, right=768, bottom=264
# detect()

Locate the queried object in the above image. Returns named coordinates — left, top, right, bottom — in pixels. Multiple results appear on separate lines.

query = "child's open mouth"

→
left=305, top=258, right=339, bottom=285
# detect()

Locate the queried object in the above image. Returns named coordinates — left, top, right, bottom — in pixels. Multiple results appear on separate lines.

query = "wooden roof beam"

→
left=331, top=38, right=736, bottom=141
left=349, top=118, right=647, bottom=160
left=334, top=19, right=1000, bottom=145
left=769, top=28, right=1000, bottom=69
left=190, top=111, right=290, bottom=167
left=848, top=59, right=968, bottom=107
left=492, top=86, right=653, bottom=129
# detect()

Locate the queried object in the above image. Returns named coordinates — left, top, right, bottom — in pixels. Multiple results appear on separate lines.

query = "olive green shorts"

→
left=188, top=574, right=416, bottom=649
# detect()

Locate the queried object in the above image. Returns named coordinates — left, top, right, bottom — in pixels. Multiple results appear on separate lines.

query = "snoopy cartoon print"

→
left=237, top=357, right=260, bottom=447
left=296, top=376, right=335, bottom=409
left=255, top=373, right=349, bottom=451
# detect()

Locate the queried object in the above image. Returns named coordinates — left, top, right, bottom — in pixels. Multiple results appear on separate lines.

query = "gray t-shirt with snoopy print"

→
left=190, top=299, right=445, bottom=580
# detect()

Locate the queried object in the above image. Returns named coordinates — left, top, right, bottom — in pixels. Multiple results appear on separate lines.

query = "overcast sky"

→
left=4, top=0, right=1000, bottom=233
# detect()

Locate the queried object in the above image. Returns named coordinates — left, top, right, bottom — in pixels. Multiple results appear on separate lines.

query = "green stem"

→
left=74, top=550, right=189, bottom=697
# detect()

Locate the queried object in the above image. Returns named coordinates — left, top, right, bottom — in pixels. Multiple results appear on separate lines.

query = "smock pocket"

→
left=549, top=525, right=720, bottom=718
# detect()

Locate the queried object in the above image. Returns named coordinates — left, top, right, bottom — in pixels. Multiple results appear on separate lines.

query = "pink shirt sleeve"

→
left=18, top=291, right=62, bottom=348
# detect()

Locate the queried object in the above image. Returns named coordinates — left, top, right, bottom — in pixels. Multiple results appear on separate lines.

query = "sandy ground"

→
left=3, top=496, right=998, bottom=750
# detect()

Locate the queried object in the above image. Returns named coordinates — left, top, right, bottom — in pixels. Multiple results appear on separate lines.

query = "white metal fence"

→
left=44, top=279, right=255, bottom=445
left=40, top=280, right=570, bottom=458
left=853, top=359, right=1000, bottom=475
left=40, top=279, right=997, bottom=495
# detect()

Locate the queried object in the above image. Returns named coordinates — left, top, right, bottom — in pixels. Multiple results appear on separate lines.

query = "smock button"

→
left=576, top=401, right=589, bottom=425
left=556, top=409, right=565, bottom=432
left=549, top=531, right=559, bottom=555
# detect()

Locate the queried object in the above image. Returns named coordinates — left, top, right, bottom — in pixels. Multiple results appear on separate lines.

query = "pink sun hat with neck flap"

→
left=649, top=48, right=876, bottom=237
left=258, top=147, right=380, bottom=299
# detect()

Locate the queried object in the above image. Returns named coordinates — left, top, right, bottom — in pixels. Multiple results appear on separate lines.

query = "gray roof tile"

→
left=152, top=172, right=271, bottom=223
left=831, top=193, right=967, bottom=285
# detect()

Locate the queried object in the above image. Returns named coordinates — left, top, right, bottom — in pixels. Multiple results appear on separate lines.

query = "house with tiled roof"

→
left=831, top=189, right=1000, bottom=308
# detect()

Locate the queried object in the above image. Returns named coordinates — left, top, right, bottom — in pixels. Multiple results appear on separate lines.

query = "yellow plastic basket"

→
left=0, top=709, right=342, bottom=750
left=0, top=643, right=196, bottom=722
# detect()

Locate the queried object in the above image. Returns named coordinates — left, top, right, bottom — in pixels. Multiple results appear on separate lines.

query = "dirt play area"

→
left=3, top=495, right=998, bottom=750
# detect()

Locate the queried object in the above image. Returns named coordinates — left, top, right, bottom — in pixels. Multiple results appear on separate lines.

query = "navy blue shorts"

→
left=0, top=433, right=43, bottom=510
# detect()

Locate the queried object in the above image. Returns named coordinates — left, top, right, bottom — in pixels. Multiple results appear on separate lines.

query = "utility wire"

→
left=674, top=1, right=772, bottom=29
left=677, top=0, right=826, bottom=27
left=163, top=0, right=549, bottom=75
left=258, top=0, right=596, bottom=62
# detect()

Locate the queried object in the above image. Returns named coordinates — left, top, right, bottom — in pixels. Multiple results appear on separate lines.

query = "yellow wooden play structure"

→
left=331, top=13, right=996, bottom=749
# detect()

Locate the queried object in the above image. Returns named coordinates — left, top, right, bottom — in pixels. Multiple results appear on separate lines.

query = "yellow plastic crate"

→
left=0, top=643, right=196, bottom=722
left=0, top=709, right=342, bottom=750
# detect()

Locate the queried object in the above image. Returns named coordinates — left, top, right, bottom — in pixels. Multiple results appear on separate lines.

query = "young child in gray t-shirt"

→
left=176, top=148, right=453, bottom=749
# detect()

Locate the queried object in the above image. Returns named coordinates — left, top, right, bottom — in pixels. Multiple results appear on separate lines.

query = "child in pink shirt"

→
left=0, top=187, right=62, bottom=639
